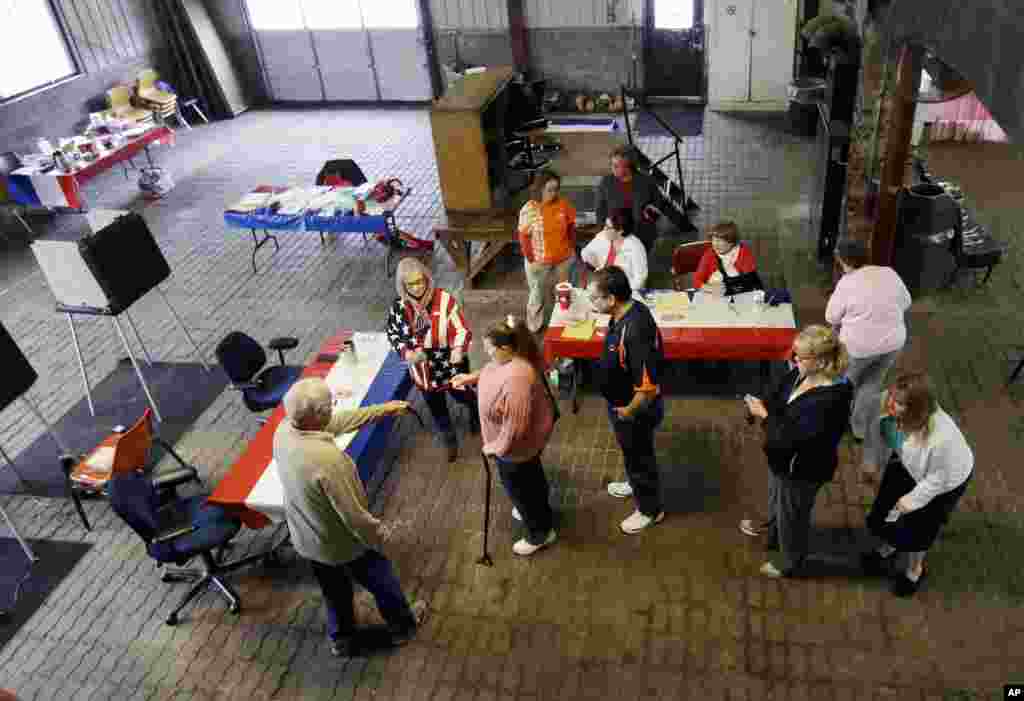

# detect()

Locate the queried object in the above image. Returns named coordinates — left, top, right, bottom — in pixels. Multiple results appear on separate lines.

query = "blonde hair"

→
left=707, top=220, right=740, bottom=245
left=794, top=324, right=848, bottom=379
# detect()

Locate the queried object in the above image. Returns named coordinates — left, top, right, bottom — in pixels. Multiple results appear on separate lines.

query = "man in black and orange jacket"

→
left=587, top=266, right=666, bottom=534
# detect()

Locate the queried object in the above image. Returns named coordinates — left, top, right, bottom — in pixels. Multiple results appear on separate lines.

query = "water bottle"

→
left=548, top=369, right=559, bottom=389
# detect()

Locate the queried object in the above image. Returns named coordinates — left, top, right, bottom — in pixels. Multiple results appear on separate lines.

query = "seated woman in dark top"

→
left=741, top=325, right=854, bottom=578
left=595, top=145, right=665, bottom=252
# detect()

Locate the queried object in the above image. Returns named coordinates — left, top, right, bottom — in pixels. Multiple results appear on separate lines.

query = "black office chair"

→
left=108, top=470, right=265, bottom=625
left=215, top=332, right=302, bottom=414
left=315, top=159, right=368, bottom=188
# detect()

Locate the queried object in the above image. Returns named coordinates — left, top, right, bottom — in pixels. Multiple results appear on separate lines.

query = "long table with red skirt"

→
left=543, top=289, right=799, bottom=410
left=4, top=126, right=175, bottom=209
left=208, top=331, right=412, bottom=529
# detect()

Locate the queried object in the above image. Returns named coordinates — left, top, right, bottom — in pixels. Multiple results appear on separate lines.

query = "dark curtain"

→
left=151, top=0, right=232, bottom=120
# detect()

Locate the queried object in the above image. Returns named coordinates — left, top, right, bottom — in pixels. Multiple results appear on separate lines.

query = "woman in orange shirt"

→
left=517, top=171, right=576, bottom=333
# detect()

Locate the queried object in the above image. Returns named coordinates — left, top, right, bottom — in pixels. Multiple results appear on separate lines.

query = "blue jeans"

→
left=309, top=550, right=415, bottom=641
left=607, top=396, right=665, bottom=516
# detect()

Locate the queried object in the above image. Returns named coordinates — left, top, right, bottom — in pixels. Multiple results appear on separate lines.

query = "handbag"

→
left=542, top=373, right=561, bottom=424
left=715, top=250, right=763, bottom=296
left=370, top=178, right=404, bottom=203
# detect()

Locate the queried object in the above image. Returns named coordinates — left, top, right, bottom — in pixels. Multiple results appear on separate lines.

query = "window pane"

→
left=655, top=0, right=693, bottom=29
left=246, top=0, right=303, bottom=30
left=0, top=0, right=76, bottom=100
left=303, top=0, right=363, bottom=29
left=360, top=0, right=419, bottom=29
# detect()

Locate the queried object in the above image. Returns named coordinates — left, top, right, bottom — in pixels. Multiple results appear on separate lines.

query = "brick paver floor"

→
left=1, top=106, right=1021, bottom=700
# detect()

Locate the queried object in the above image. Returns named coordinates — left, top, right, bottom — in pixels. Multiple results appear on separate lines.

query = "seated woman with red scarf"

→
left=386, top=257, right=477, bottom=463
left=692, top=220, right=757, bottom=296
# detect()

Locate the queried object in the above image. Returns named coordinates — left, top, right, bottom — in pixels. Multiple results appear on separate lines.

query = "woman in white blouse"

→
left=580, top=209, right=648, bottom=299
left=861, top=372, right=973, bottom=596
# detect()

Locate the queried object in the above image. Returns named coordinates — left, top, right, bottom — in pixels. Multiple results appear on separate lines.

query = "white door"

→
left=246, top=0, right=430, bottom=103
left=362, top=1, right=432, bottom=101
left=708, top=0, right=752, bottom=102
left=750, top=0, right=797, bottom=102
left=314, top=31, right=378, bottom=100
left=247, top=1, right=324, bottom=101
left=305, top=0, right=378, bottom=100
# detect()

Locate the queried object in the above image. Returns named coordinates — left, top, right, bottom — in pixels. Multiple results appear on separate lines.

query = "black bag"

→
left=715, top=251, right=763, bottom=296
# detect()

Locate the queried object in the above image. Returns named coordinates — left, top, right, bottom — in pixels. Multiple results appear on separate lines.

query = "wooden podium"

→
left=430, top=66, right=516, bottom=211
left=430, top=67, right=624, bottom=286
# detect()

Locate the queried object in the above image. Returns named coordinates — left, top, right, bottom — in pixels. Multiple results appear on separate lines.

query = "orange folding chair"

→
left=63, top=408, right=201, bottom=530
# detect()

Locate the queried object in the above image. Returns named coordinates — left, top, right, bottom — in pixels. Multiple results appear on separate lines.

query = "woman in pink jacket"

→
left=825, top=239, right=912, bottom=441
left=452, top=316, right=558, bottom=556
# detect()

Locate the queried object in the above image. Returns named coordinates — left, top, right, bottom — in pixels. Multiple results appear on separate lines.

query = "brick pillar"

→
left=870, top=44, right=922, bottom=267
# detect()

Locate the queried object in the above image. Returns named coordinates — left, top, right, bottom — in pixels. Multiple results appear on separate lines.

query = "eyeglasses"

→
left=791, top=349, right=816, bottom=362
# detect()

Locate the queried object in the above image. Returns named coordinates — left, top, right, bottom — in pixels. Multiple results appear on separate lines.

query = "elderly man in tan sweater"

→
left=274, top=378, right=426, bottom=657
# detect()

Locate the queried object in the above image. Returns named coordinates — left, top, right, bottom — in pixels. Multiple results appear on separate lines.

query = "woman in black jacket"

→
left=595, top=145, right=665, bottom=252
left=742, top=325, right=854, bottom=577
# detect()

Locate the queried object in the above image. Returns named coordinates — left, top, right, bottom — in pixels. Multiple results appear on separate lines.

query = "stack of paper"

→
left=561, top=319, right=596, bottom=340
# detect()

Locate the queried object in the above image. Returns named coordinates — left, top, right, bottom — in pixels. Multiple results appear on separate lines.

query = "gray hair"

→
left=282, top=378, right=332, bottom=429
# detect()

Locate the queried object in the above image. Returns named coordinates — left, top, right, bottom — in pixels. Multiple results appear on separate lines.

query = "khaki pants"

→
left=525, top=257, right=573, bottom=333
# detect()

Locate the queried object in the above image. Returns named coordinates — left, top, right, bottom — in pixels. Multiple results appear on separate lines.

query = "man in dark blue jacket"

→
left=588, top=266, right=667, bottom=534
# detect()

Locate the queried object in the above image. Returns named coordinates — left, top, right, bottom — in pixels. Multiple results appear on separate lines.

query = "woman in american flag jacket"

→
left=386, top=257, right=477, bottom=462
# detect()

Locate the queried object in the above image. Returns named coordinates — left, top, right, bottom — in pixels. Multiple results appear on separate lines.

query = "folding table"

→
left=208, top=331, right=413, bottom=529
left=3, top=126, right=175, bottom=210
left=544, top=288, right=799, bottom=412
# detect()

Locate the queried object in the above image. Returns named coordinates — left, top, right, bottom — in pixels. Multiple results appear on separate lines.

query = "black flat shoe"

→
left=891, top=568, right=927, bottom=597
left=860, top=550, right=895, bottom=577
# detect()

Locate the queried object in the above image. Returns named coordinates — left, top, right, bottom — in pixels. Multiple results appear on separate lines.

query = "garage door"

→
left=246, top=0, right=432, bottom=102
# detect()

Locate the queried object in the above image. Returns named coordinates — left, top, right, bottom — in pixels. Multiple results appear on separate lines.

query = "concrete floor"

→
left=0, top=106, right=1022, bottom=700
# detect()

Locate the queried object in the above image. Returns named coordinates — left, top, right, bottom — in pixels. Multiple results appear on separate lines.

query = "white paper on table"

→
left=244, top=332, right=391, bottom=522
left=679, top=292, right=796, bottom=328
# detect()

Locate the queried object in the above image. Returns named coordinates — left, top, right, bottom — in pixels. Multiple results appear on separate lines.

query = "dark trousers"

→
left=495, top=454, right=554, bottom=545
left=421, top=364, right=476, bottom=435
left=608, top=398, right=664, bottom=516
left=866, top=458, right=971, bottom=552
left=766, top=471, right=823, bottom=573
left=309, top=550, right=415, bottom=642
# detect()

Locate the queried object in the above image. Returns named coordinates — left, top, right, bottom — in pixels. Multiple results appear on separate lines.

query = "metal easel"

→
left=60, top=284, right=209, bottom=423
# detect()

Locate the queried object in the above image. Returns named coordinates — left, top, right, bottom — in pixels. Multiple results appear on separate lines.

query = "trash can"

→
left=892, top=185, right=959, bottom=291
left=787, top=78, right=826, bottom=137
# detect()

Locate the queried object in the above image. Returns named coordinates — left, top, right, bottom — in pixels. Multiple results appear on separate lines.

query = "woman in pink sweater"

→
left=825, top=239, right=912, bottom=441
left=452, top=316, right=557, bottom=556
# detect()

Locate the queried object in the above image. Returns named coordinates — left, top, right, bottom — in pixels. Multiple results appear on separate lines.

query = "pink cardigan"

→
left=825, top=265, right=912, bottom=358
left=477, top=357, right=554, bottom=462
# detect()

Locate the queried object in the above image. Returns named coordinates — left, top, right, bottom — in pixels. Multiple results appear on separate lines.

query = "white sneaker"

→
left=513, top=530, right=557, bottom=556
left=607, top=481, right=633, bottom=498
left=512, top=507, right=522, bottom=521
left=620, top=510, right=665, bottom=534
